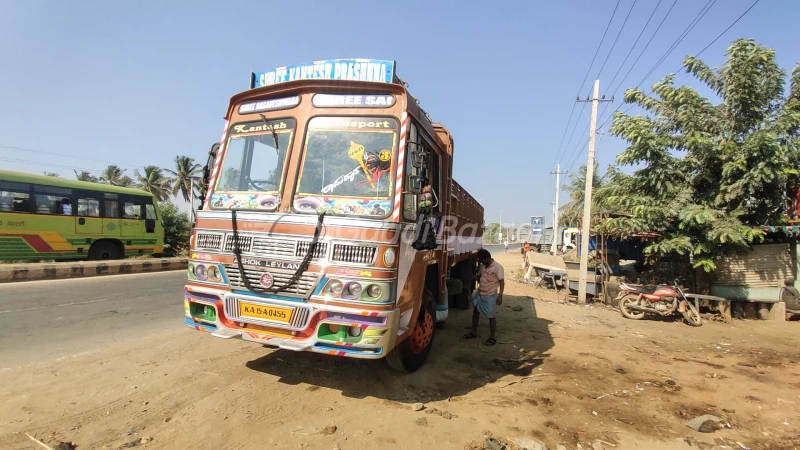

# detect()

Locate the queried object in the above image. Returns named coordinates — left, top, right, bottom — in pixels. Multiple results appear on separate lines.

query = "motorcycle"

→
left=616, top=278, right=702, bottom=326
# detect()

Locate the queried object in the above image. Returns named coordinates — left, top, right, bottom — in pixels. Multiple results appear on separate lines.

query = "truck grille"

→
left=223, top=234, right=326, bottom=260
left=224, top=265, right=320, bottom=298
left=195, top=232, right=223, bottom=251
left=296, top=241, right=328, bottom=259
left=331, top=244, right=377, bottom=264
left=224, top=296, right=311, bottom=329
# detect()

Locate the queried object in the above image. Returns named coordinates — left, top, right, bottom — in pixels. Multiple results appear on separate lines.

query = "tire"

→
left=682, top=302, right=702, bottom=326
left=88, top=241, right=122, bottom=261
left=386, top=289, right=436, bottom=373
left=618, top=294, right=646, bottom=320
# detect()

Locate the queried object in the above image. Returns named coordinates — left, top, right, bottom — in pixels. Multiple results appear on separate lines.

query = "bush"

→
left=158, top=201, right=190, bottom=256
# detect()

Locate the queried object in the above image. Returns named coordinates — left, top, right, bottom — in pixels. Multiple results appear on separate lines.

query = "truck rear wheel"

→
left=386, top=289, right=436, bottom=373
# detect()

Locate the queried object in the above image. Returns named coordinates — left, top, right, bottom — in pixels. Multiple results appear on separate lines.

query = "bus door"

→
left=75, top=192, right=103, bottom=234
left=103, top=193, right=121, bottom=237
left=120, top=197, right=145, bottom=237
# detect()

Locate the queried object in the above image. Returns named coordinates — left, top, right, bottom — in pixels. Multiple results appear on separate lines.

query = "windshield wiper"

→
left=259, top=114, right=280, bottom=151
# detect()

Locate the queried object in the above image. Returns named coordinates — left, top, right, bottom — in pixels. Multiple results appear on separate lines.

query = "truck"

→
left=527, top=225, right=579, bottom=254
left=184, top=59, right=484, bottom=372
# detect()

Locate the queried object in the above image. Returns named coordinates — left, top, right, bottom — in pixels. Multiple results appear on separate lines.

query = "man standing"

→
left=463, top=249, right=504, bottom=346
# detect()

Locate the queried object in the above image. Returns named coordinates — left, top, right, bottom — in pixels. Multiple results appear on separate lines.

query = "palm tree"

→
left=42, top=171, right=59, bottom=177
left=99, top=165, right=133, bottom=187
left=560, top=162, right=603, bottom=227
left=74, top=170, right=98, bottom=183
left=134, top=165, right=173, bottom=202
left=165, top=156, right=202, bottom=202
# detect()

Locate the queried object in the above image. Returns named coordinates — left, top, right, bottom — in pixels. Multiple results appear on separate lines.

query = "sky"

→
left=1, top=0, right=798, bottom=224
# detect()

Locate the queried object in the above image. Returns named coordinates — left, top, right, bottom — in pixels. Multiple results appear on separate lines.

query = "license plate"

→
left=239, top=301, right=293, bottom=324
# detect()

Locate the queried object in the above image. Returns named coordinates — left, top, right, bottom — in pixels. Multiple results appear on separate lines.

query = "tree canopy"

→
left=598, top=39, right=800, bottom=272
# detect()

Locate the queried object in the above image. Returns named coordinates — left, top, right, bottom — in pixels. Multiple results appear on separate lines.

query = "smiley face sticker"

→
left=378, top=149, right=391, bottom=162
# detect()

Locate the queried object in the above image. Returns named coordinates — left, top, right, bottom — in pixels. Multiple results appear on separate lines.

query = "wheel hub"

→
left=409, top=309, right=433, bottom=354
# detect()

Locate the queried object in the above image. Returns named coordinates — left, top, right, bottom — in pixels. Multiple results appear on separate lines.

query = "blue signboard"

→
left=530, top=216, right=544, bottom=235
left=251, top=59, right=396, bottom=89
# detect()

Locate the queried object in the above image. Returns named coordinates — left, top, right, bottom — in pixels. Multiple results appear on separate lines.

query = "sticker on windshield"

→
left=210, top=193, right=279, bottom=210
left=294, top=116, right=398, bottom=217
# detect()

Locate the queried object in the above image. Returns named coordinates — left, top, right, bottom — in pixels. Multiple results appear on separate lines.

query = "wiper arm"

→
left=259, top=114, right=280, bottom=152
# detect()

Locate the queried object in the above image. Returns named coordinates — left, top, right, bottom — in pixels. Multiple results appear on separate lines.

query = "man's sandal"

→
left=462, top=331, right=478, bottom=339
left=484, top=338, right=496, bottom=346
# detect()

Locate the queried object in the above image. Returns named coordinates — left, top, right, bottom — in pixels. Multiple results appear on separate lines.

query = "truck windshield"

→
left=294, top=116, right=397, bottom=217
left=210, top=118, right=295, bottom=211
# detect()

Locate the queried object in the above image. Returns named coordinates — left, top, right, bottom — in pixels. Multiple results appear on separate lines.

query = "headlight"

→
left=187, top=263, right=197, bottom=280
left=195, top=264, right=208, bottom=281
left=347, top=282, right=362, bottom=297
left=207, top=265, right=221, bottom=282
left=383, top=248, right=396, bottom=267
left=366, top=284, right=382, bottom=298
left=328, top=280, right=343, bottom=295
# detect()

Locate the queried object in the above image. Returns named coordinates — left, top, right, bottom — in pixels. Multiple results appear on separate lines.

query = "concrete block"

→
left=768, top=302, right=787, bottom=321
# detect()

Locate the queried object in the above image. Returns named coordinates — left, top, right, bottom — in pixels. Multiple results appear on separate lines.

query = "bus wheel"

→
left=386, top=289, right=436, bottom=373
left=89, top=241, right=122, bottom=260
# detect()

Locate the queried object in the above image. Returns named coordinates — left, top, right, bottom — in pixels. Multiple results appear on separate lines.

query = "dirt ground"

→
left=1, top=251, right=799, bottom=450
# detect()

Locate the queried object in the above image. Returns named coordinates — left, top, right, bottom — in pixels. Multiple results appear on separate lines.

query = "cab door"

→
left=75, top=193, right=103, bottom=234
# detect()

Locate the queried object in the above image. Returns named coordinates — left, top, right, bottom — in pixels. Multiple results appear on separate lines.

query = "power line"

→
left=550, top=0, right=622, bottom=171
left=606, top=0, right=678, bottom=98
left=604, top=0, right=664, bottom=93
left=594, top=0, right=639, bottom=81
left=0, top=144, right=145, bottom=169
left=0, top=156, right=104, bottom=174
left=598, top=0, right=761, bottom=132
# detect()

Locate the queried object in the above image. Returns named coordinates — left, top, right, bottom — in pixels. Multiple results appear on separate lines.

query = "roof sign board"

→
left=250, top=59, right=396, bottom=89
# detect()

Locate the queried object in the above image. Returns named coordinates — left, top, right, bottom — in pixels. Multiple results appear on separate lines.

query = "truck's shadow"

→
left=245, top=294, right=554, bottom=403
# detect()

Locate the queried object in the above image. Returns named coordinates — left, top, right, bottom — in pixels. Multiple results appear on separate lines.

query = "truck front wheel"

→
left=386, top=289, right=436, bottom=373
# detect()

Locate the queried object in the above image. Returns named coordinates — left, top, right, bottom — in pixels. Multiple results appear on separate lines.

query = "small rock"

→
left=557, top=446, right=567, bottom=450
left=591, top=441, right=604, bottom=450
left=55, top=443, right=78, bottom=450
left=686, top=415, right=724, bottom=433
left=441, top=411, right=453, bottom=419
left=512, top=436, right=548, bottom=450
left=411, top=403, right=425, bottom=411
left=666, top=379, right=676, bottom=386
left=140, top=437, right=151, bottom=444
left=415, top=417, right=428, bottom=427
left=164, top=417, right=171, bottom=423
left=512, top=306, right=524, bottom=312
left=322, top=425, right=337, bottom=435
left=614, top=364, right=626, bottom=374
left=119, top=438, right=143, bottom=449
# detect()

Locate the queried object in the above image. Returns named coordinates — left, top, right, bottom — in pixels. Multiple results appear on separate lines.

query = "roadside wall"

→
left=0, top=258, right=188, bottom=283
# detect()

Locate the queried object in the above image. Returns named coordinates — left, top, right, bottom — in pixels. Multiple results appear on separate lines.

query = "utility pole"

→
left=550, top=164, right=565, bottom=255
left=576, top=80, right=613, bottom=303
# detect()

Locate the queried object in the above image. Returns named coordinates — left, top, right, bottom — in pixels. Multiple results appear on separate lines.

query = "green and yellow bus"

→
left=0, top=170, right=164, bottom=261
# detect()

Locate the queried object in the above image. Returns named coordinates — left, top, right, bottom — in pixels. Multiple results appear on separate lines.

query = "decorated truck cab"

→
left=184, top=59, right=483, bottom=372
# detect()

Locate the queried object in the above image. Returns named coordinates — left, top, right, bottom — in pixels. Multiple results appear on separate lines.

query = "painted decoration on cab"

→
left=293, top=196, right=390, bottom=217
left=210, top=193, right=279, bottom=210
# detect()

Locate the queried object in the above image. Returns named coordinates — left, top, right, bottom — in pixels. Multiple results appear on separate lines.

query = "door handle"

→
left=78, top=218, right=86, bottom=225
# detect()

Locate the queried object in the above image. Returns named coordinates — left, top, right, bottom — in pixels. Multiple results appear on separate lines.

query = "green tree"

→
left=599, top=39, right=800, bottom=272
left=165, top=155, right=202, bottom=202
left=74, top=170, right=98, bottom=183
left=559, top=162, right=607, bottom=227
left=483, top=223, right=501, bottom=243
left=134, top=166, right=173, bottom=202
left=42, top=171, right=59, bottom=177
left=99, top=165, right=133, bottom=187
left=158, top=201, right=190, bottom=256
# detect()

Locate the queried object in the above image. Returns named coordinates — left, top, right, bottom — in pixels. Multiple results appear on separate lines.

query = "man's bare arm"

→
left=497, top=279, right=504, bottom=305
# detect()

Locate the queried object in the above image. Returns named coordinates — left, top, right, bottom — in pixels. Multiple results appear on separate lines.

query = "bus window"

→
left=123, top=201, right=142, bottom=219
left=35, top=194, right=72, bottom=215
left=145, top=204, right=157, bottom=220
left=78, top=197, right=101, bottom=217
left=0, top=184, right=31, bottom=213
left=104, top=200, right=119, bottom=218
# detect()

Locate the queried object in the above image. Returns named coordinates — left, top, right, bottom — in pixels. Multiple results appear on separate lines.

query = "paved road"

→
left=0, top=271, right=186, bottom=368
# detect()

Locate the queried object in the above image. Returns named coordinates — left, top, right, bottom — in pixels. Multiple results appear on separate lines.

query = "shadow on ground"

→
left=245, top=293, right=554, bottom=402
